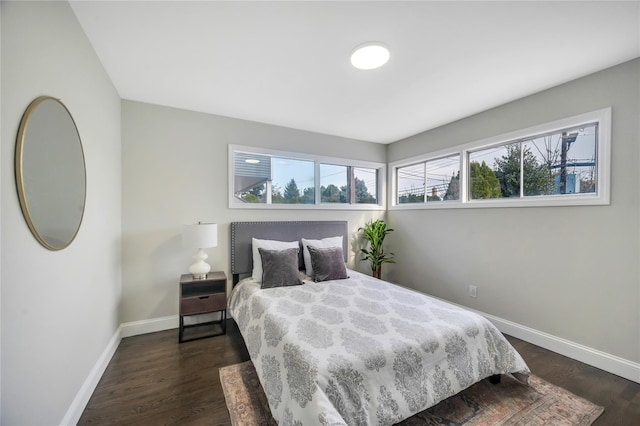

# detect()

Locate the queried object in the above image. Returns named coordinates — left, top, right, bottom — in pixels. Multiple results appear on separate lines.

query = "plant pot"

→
left=372, top=268, right=381, bottom=279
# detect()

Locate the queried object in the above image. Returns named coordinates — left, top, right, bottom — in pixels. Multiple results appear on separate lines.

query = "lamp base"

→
left=189, top=249, right=211, bottom=280
left=191, top=273, right=208, bottom=280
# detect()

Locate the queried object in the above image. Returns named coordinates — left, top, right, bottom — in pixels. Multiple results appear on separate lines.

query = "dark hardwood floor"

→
left=78, top=322, right=250, bottom=425
left=79, top=320, right=640, bottom=425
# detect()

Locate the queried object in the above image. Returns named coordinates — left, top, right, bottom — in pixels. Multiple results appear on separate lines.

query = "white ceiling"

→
left=69, top=1, right=640, bottom=144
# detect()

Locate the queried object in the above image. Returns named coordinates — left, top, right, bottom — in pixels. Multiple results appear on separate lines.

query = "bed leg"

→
left=489, top=374, right=501, bottom=384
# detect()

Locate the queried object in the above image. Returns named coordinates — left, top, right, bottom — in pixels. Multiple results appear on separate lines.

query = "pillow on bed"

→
left=307, top=245, right=348, bottom=282
left=258, top=247, right=303, bottom=289
left=252, top=238, right=299, bottom=283
left=301, top=236, right=343, bottom=276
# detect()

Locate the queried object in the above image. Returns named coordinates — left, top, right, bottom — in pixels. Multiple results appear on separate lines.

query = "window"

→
left=354, top=167, right=378, bottom=204
left=427, top=155, right=460, bottom=202
left=320, top=164, right=347, bottom=203
left=317, top=164, right=379, bottom=204
left=272, top=157, right=315, bottom=204
left=390, top=108, right=611, bottom=209
left=468, top=124, right=598, bottom=200
left=397, top=163, right=425, bottom=203
left=396, top=155, right=460, bottom=204
left=230, top=145, right=385, bottom=209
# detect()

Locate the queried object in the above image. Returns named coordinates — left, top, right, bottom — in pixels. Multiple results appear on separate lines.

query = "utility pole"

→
left=559, top=132, right=578, bottom=194
left=560, top=132, right=568, bottom=194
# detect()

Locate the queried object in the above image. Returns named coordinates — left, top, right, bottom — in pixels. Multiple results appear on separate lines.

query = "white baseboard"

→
left=485, top=313, right=640, bottom=383
left=120, top=314, right=178, bottom=338
left=119, top=313, right=224, bottom=337
left=117, top=309, right=639, bottom=383
left=398, top=285, right=640, bottom=384
left=59, top=325, right=123, bottom=426
left=62, top=303, right=640, bottom=425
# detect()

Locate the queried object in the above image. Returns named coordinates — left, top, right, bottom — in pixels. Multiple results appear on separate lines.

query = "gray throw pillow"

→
left=307, top=245, right=348, bottom=282
left=259, top=247, right=302, bottom=289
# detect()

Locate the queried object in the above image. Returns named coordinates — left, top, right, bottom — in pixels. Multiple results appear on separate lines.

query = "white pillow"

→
left=252, top=238, right=299, bottom=283
left=301, top=236, right=343, bottom=277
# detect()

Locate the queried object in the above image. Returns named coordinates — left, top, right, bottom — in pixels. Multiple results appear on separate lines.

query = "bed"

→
left=228, top=221, right=530, bottom=425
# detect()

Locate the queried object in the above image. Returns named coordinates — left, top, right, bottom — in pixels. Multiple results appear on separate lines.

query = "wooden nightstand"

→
left=179, top=271, right=227, bottom=343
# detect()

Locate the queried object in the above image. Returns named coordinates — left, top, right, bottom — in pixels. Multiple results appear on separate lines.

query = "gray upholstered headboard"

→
left=230, top=221, right=348, bottom=285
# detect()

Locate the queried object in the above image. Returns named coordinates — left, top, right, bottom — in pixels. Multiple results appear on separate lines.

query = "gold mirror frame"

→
left=15, top=96, right=87, bottom=251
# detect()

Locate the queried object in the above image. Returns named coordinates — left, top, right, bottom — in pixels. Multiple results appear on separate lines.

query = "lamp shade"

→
left=182, top=222, right=218, bottom=249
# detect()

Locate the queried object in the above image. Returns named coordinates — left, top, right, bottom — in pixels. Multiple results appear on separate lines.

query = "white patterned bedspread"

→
left=229, top=270, right=530, bottom=425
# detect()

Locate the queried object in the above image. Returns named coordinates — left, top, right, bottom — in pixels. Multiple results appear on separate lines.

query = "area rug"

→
left=219, top=361, right=603, bottom=426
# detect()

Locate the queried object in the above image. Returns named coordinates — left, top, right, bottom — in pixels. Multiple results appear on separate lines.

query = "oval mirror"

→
left=15, top=96, right=86, bottom=250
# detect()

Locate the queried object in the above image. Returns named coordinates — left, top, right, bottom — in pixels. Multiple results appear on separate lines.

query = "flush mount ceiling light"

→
left=244, top=159, right=260, bottom=164
left=350, top=42, right=390, bottom=70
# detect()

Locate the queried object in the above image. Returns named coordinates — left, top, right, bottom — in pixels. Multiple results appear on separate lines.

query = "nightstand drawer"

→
left=180, top=293, right=226, bottom=315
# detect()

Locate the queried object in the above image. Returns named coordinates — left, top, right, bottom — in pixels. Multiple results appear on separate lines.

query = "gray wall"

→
left=1, top=1, right=122, bottom=424
left=387, top=59, right=640, bottom=364
left=121, top=100, right=386, bottom=324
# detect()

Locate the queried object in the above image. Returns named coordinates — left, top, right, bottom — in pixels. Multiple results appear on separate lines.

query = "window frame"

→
left=229, top=144, right=386, bottom=210
left=389, top=108, right=611, bottom=210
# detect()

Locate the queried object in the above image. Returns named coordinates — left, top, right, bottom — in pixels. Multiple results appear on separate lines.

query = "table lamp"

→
left=182, top=222, right=218, bottom=279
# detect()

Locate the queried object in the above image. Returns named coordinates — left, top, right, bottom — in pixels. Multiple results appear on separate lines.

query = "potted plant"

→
left=359, top=219, right=394, bottom=279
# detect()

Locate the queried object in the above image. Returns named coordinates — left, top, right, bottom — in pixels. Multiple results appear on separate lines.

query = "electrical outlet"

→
left=469, top=285, right=477, bottom=298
